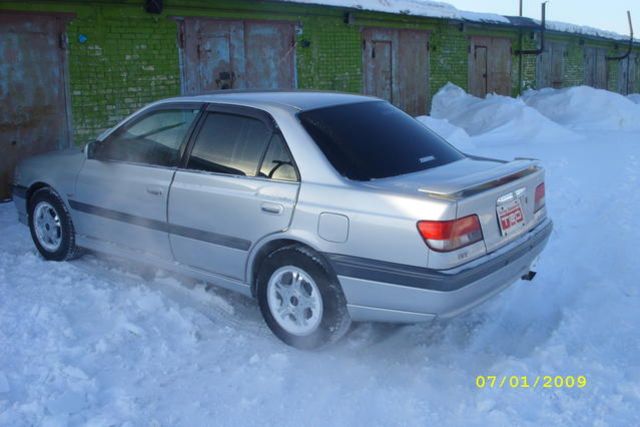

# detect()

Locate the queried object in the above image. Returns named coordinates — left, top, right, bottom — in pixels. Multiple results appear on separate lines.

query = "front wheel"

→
left=257, top=245, right=351, bottom=350
left=28, top=187, right=81, bottom=261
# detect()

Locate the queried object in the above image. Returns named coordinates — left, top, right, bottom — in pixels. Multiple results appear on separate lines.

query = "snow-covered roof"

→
left=505, top=16, right=636, bottom=42
left=543, top=21, right=633, bottom=42
left=276, top=0, right=508, bottom=24
left=276, top=0, right=634, bottom=42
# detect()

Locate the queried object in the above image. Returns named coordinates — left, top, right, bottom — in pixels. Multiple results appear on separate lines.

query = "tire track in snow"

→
left=72, top=254, right=271, bottom=339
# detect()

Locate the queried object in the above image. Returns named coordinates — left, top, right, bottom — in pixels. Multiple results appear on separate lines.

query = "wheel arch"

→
left=26, top=182, right=75, bottom=225
left=26, top=182, right=54, bottom=209
left=247, top=236, right=337, bottom=298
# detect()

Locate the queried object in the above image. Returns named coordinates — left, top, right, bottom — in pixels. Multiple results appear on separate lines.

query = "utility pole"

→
left=518, top=0, right=524, bottom=95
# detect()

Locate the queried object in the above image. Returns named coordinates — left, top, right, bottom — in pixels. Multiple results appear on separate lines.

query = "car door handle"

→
left=146, top=185, right=163, bottom=196
left=261, top=202, right=284, bottom=215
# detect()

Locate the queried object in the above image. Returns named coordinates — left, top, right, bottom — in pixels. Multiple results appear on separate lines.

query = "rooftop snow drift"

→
left=277, top=0, right=636, bottom=42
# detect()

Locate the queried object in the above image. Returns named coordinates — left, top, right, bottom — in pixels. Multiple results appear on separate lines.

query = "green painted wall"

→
left=516, top=32, right=538, bottom=92
left=295, top=15, right=362, bottom=92
left=1, top=0, right=637, bottom=144
left=564, top=40, right=586, bottom=87
left=67, top=8, right=181, bottom=143
left=429, top=22, right=469, bottom=97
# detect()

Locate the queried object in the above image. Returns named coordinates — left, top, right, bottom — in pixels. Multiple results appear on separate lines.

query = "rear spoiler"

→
left=418, top=158, right=541, bottom=200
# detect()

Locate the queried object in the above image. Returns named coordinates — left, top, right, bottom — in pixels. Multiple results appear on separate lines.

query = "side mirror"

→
left=85, top=140, right=99, bottom=160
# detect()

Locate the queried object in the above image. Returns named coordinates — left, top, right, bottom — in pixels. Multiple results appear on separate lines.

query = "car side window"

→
left=258, top=134, right=298, bottom=182
left=186, top=113, right=272, bottom=176
left=96, top=109, right=200, bottom=167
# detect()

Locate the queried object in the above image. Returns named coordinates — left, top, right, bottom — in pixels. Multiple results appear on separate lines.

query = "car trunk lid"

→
left=363, top=156, right=545, bottom=253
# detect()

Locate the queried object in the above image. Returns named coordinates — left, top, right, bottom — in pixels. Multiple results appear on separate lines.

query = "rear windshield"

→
left=298, top=101, right=465, bottom=181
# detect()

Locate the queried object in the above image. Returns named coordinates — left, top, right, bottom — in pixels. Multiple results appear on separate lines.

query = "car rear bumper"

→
left=330, top=218, right=553, bottom=323
left=12, top=185, right=28, bottom=225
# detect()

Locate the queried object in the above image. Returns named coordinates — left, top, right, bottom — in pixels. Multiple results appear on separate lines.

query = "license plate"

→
left=497, top=197, right=525, bottom=236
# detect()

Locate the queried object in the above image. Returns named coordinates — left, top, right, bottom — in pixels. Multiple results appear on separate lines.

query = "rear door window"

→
left=258, top=134, right=298, bottom=181
left=186, top=113, right=272, bottom=176
left=298, top=101, right=465, bottom=180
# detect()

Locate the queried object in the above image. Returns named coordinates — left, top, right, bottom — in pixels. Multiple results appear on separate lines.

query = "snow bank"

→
left=628, top=93, right=640, bottom=104
left=430, top=83, right=577, bottom=143
left=415, top=115, right=473, bottom=151
left=522, top=86, right=640, bottom=131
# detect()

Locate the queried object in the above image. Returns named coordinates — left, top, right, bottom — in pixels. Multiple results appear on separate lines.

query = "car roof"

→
left=156, top=90, right=379, bottom=112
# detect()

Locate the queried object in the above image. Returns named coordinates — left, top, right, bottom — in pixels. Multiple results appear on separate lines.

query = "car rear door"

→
left=168, top=104, right=299, bottom=281
left=72, top=103, right=202, bottom=260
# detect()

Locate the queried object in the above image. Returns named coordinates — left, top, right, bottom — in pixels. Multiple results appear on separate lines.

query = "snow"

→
left=278, top=0, right=508, bottom=23
left=627, top=93, right=640, bottom=104
left=415, top=115, right=473, bottom=151
left=2, top=86, right=640, bottom=426
left=277, top=0, right=632, bottom=40
left=543, top=20, right=635, bottom=42
left=457, top=10, right=509, bottom=24
left=429, top=83, right=578, bottom=144
left=278, top=0, right=460, bottom=19
left=522, top=86, right=640, bottom=131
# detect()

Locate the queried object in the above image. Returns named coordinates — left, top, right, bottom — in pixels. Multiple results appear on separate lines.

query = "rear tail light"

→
left=534, top=182, right=545, bottom=212
left=417, top=215, right=483, bottom=252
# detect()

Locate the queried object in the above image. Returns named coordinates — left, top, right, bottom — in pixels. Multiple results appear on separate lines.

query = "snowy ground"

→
left=2, top=86, right=640, bottom=426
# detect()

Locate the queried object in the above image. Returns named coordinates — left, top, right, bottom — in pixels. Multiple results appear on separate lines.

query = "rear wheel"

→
left=28, top=188, right=81, bottom=261
left=257, top=245, right=351, bottom=350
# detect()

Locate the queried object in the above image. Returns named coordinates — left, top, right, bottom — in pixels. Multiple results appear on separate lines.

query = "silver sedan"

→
left=12, top=91, right=552, bottom=349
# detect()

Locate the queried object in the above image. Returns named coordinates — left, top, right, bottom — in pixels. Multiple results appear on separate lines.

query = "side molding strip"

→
left=68, top=200, right=251, bottom=251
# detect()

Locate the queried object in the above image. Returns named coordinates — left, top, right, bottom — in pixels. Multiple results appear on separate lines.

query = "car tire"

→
left=28, top=187, right=81, bottom=262
left=257, top=244, right=352, bottom=350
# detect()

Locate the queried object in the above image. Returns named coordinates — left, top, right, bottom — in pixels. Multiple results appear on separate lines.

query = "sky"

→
left=444, top=0, right=636, bottom=36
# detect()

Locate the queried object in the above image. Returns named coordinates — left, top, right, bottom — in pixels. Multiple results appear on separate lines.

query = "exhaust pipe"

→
left=521, top=271, right=537, bottom=281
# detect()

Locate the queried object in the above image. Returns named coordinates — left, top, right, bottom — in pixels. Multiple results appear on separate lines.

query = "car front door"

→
left=72, top=103, right=202, bottom=260
left=168, top=104, right=299, bottom=280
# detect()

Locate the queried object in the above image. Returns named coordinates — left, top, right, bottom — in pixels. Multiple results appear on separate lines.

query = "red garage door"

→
left=0, top=12, right=72, bottom=199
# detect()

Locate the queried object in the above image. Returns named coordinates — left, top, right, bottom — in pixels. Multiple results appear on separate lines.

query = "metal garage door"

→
left=618, top=53, right=638, bottom=95
left=180, top=18, right=296, bottom=94
left=0, top=13, right=71, bottom=200
left=537, top=41, right=566, bottom=89
left=468, top=36, right=512, bottom=97
left=362, top=28, right=430, bottom=116
left=584, top=46, right=608, bottom=89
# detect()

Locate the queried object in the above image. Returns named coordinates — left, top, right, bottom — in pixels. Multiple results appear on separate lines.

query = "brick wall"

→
left=429, top=22, right=469, bottom=97
left=516, top=32, right=538, bottom=92
left=562, top=40, right=585, bottom=87
left=295, top=15, right=363, bottom=93
left=66, top=7, right=181, bottom=142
